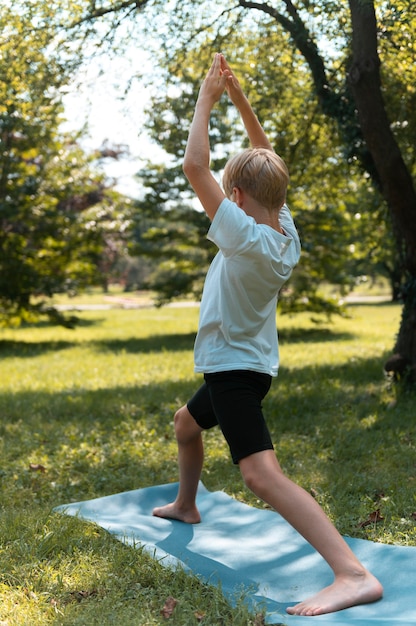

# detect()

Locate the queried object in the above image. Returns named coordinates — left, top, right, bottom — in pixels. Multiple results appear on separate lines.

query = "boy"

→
left=153, top=53, right=383, bottom=617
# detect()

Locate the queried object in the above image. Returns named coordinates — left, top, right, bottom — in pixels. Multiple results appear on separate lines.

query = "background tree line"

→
left=0, top=2, right=134, bottom=326
left=1, top=1, right=415, bottom=382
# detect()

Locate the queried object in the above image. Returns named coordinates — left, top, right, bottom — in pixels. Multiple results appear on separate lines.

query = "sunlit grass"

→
left=0, top=301, right=414, bottom=624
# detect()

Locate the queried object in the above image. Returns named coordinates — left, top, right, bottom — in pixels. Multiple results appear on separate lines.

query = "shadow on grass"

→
left=0, top=318, right=101, bottom=357
left=265, top=352, right=393, bottom=439
left=278, top=327, right=354, bottom=343
left=0, top=331, right=197, bottom=357
left=1, top=327, right=354, bottom=359
left=346, top=301, right=395, bottom=308
left=20, top=316, right=100, bottom=329
left=95, top=333, right=197, bottom=354
left=0, top=339, right=77, bottom=357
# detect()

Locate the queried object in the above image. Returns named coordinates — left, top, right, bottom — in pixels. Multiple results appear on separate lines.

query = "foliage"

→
left=0, top=2, right=132, bottom=326
left=0, top=302, right=414, bottom=624
left=131, top=199, right=213, bottom=304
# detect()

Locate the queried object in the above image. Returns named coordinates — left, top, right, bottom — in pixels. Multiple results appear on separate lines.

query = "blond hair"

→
left=222, top=148, right=289, bottom=211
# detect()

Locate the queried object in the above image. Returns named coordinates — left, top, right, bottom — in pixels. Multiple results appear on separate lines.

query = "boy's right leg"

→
left=239, top=449, right=383, bottom=616
left=153, top=404, right=203, bottom=524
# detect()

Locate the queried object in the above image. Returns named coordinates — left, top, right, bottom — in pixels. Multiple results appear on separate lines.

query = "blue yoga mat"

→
left=55, top=482, right=416, bottom=625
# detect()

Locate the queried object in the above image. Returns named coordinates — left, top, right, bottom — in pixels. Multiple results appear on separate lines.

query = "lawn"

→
left=0, top=301, right=414, bottom=625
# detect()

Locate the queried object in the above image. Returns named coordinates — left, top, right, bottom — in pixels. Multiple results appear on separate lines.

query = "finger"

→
left=220, top=54, right=231, bottom=72
left=224, top=73, right=236, bottom=90
left=209, top=53, right=221, bottom=74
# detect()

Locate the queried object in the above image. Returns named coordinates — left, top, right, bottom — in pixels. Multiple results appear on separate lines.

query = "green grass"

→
left=0, top=302, right=415, bottom=625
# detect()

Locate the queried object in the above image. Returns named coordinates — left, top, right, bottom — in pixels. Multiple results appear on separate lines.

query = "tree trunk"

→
left=348, top=0, right=416, bottom=383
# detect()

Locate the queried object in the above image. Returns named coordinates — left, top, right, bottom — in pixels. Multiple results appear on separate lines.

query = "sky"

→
left=62, top=45, right=166, bottom=198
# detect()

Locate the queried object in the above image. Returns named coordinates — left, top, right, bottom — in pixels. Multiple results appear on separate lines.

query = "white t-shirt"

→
left=194, top=198, right=301, bottom=376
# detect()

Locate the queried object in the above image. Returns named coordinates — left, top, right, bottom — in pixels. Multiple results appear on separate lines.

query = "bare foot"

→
left=286, top=570, right=383, bottom=616
left=152, top=501, right=201, bottom=524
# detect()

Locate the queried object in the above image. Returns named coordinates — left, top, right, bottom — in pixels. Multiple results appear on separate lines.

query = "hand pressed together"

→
left=197, top=53, right=229, bottom=105
left=197, top=53, right=246, bottom=108
left=219, top=55, right=246, bottom=107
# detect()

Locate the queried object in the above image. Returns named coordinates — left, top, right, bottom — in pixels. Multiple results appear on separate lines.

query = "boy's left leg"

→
left=153, top=404, right=203, bottom=524
left=239, top=450, right=383, bottom=616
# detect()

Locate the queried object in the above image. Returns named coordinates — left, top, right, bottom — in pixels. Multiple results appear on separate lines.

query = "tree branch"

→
left=70, top=0, right=150, bottom=27
left=237, top=0, right=380, bottom=184
left=238, top=0, right=330, bottom=105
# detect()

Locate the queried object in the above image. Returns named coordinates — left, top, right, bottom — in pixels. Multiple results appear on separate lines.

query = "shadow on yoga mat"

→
left=55, top=482, right=416, bottom=625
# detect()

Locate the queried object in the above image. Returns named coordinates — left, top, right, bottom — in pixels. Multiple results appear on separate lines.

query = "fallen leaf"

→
left=358, top=509, right=384, bottom=527
left=68, top=590, right=98, bottom=602
left=194, top=610, right=205, bottom=622
left=29, top=463, right=46, bottom=473
left=50, top=598, right=64, bottom=616
left=161, top=596, right=177, bottom=618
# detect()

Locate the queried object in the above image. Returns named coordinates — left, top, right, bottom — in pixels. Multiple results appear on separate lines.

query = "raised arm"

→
left=182, top=54, right=227, bottom=221
left=220, top=55, right=273, bottom=151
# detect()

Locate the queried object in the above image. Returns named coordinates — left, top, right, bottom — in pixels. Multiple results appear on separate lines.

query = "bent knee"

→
left=174, top=405, right=201, bottom=443
left=239, top=452, right=284, bottom=500
left=241, top=468, right=264, bottom=497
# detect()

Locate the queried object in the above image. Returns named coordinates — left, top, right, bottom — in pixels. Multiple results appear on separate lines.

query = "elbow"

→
left=183, top=159, right=204, bottom=183
left=182, top=158, right=192, bottom=179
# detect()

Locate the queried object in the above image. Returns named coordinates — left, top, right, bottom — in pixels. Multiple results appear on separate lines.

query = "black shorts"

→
left=187, top=370, right=274, bottom=464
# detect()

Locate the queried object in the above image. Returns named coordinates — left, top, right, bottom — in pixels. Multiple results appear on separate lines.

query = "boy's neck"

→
left=242, top=200, right=283, bottom=234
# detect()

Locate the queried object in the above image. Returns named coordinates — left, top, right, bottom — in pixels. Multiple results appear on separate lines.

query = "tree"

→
left=68, top=0, right=416, bottom=382
left=0, top=3, right=130, bottom=326
left=131, top=158, right=213, bottom=305
left=347, top=0, right=416, bottom=380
